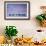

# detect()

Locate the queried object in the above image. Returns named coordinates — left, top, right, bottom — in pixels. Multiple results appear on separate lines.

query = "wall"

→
left=0, top=0, right=46, bottom=41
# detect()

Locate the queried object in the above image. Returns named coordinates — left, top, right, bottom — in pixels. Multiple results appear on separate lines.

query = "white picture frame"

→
left=4, top=1, right=30, bottom=20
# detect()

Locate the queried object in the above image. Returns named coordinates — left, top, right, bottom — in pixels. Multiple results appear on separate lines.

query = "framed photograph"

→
left=4, top=1, right=30, bottom=20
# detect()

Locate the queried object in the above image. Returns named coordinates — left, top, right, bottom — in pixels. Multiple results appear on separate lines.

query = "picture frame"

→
left=4, top=1, right=30, bottom=20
